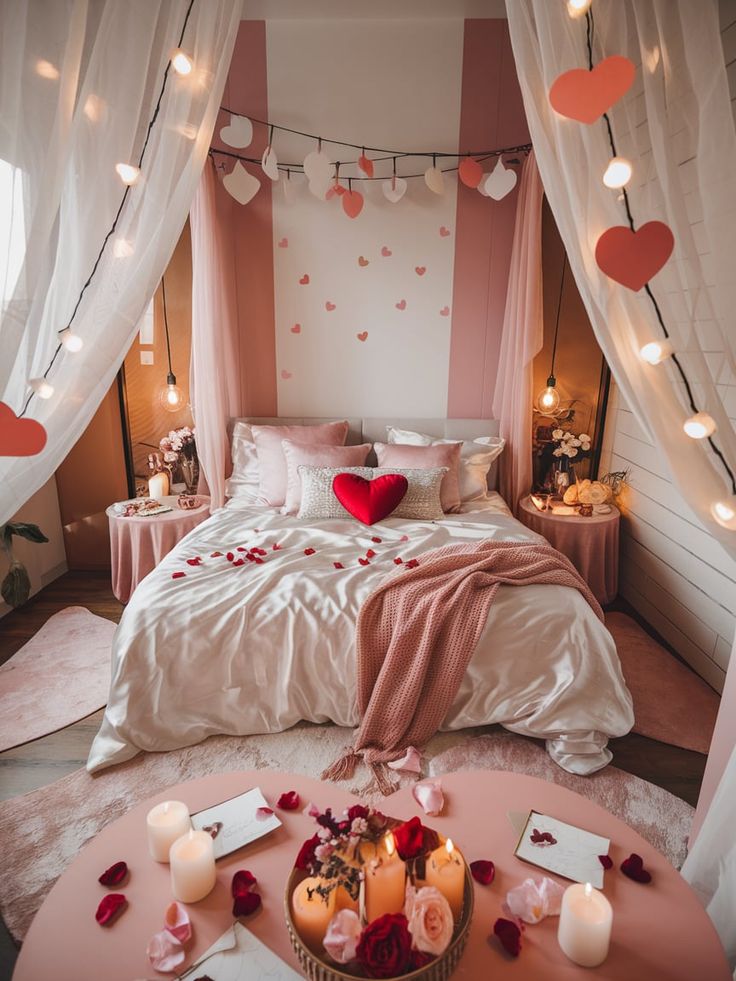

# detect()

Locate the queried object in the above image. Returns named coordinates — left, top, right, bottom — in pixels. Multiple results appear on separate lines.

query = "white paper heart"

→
left=382, top=176, right=408, bottom=204
left=282, top=175, right=298, bottom=203
left=261, top=145, right=279, bottom=181
left=219, top=114, right=253, bottom=148
left=222, top=161, right=260, bottom=205
left=308, top=175, right=332, bottom=200
left=477, top=181, right=491, bottom=197
left=482, top=158, right=517, bottom=200
left=303, top=149, right=332, bottom=181
left=424, top=166, right=445, bottom=195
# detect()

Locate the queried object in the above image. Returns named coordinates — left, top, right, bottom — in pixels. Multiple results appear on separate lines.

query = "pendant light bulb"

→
left=160, top=372, right=184, bottom=412
left=171, top=49, right=193, bottom=76
left=567, top=0, right=592, bottom=17
left=30, top=377, right=54, bottom=399
left=537, top=376, right=561, bottom=413
left=115, top=163, right=140, bottom=186
left=603, top=157, right=632, bottom=189
left=711, top=496, right=736, bottom=531
left=60, top=328, right=83, bottom=353
left=683, top=412, right=716, bottom=439
left=639, top=340, right=673, bottom=365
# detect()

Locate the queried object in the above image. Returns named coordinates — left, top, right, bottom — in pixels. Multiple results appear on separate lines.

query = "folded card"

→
left=190, top=787, right=281, bottom=860
left=179, top=921, right=301, bottom=980
left=514, top=810, right=610, bottom=889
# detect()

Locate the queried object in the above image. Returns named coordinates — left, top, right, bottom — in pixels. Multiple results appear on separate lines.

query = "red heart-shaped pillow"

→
left=333, top=473, right=408, bottom=525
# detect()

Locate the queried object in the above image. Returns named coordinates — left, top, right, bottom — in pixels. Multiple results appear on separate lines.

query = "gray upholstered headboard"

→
left=228, top=417, right=502, bottom=489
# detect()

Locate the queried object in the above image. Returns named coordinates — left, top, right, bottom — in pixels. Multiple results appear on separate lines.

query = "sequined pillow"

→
left=297, top=466, right=448, bottom=522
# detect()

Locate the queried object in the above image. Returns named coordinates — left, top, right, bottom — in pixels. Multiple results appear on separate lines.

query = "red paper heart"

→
left=299, top=274, right=310, bottom=285
left=381, top=246, right=392, bottom=257
left=358, top=256, right=369, bottom=267
left=332, top=473, right=408, bottom=525
left=356, top=331, right=368, bottom=342
left=291, top=323, right=301, bottom=333
left=325, top=301, right=336, bottom=311
left=595, top=221, right=674, bottom=291
left=395, top=299, right=406, bottom=311
left=342, top=189, right=364, bottom=219
left=0, top=402, right=47, bottom=457
left=458, top=157, right=483, bottom=188
left=439, top=226, right=450, bottom=237
left=415, top=266, right=426, bottom=276
left=549, top=55, right=636, bottom=124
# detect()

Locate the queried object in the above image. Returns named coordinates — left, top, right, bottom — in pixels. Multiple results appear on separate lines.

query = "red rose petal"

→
left=470, top=859, right=495, bottom=885
left=251, top=547, right=267, bottom=556
left=358, top=558, right=370, bottom=566
left=272, top=543, right=282, bottom=550
left=393, top=557, right=403, bottom=565
left=494, top=917, right=522, bottom=957
left=254, top=557, right=264, bottom=564
left=98, top=861, right=128, bottom=887
left=278, top=790, right=300, bottom=810
left=232, top=891, right=261, bottom=917
left=333, top=562, right=344, bottom=569
left=232, top=559, right=245, bottom=567
left=95, top=893, right=127, bottom=926
left=256, top=806, right=274, bottom=820
left=232, top=870, right=257, bottom=896
left=304, top=548, right=316, bottom=556
left=365, top=549, right=376, bottom=558
left=172, top=572, right=186, bottom=579
left=599, top=854, right=614, bottom=870
left=295, top=833, right=320, bottom=871
left=226, top=551, right=234, bottom=561
left=246, top=553, right=256, bottom=561
left=371, top=536, right=382, bottom=543
left=236, top=546, right=247, bottom=552
left=186, top=557, right=202, bottom=566
left=405, top=559, right=419, bottom=569
left=621, top=853, right=652, bottom=883
left=211, top=551, right=223, bottom=557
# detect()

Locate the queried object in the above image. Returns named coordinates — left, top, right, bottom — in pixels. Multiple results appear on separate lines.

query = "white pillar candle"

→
left=170, top=828, right=217, bottom=903
left=146, top=800, right=191, bottom=863
left=558, top=882, right=613, bottom=967
left=148, top=471, right=169, bottom=500
left=364, top=833, right=407, bottom=923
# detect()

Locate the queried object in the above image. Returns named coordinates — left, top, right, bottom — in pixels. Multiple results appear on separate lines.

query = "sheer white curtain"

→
left=505, top=0, right=736, bottom=558
left=0, top=0, right=242, bottom=524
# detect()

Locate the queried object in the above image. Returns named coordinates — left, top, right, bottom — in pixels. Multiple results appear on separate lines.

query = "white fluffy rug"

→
left=0, top=723, right=693, bottom=942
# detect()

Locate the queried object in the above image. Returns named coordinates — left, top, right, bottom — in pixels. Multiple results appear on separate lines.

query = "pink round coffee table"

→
left=13, top=770, right=728, bottom=980
left=107, top=495, right=210, bottom=602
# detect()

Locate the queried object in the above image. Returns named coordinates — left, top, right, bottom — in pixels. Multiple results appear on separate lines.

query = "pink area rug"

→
left=0, top=607, right=115, bottom=752
left=606, top=612, right=720, bottom=754
left=0, top=724, right=692, bottom=943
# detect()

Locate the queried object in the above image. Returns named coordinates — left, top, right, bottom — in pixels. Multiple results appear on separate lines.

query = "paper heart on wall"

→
left=381, top=246, right=392, bottom=257
left=458, top=157, right=483, bottom=188
left=332, top=473, right=408, bottom=525
left=549, top=55, right=636, bottom=124
left=325, top=301, right=336, bottom=311
left=219, top=114, right=253, bottom=148
left=278, top=237, right=288, bottom=248
left=382, top=177, right=407, bottom=203
left=303, top=149, right=332, bottom=181
left=281, top=369, right=293, bottom=380
left=357, top=153, right=374, bottom=177
left=290, top=323, right=301, bottom=333
left=482, top=158, right=517, bottom=200
left=595, top=221, right=674, bottom=291
left=440, top=306, right=450, bottom=316
left=439, top=226, right=451, bottom=237
left=395, top=299, right=406, bottom=310
left=358, top=256, right=369, bottom=267
left=261, top=146, right=279, bottom=181
left=222, top=161, right=260, bottom=205
left=342, top=189, right=364, bottom=219
left=415, top=266, right=426, bottom=276
left=0, top=402, right=47, bottom=456
left=299, top=273, right=310, bottom=285
left=356, top=331, right=368, bottom=342
left=424, top=166, right=445, bottom=194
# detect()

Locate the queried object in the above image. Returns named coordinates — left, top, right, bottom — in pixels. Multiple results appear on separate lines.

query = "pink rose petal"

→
left=387, top=746, right=422, bottom=774
left=147, top=929, right=186, bottom=972
left=303, top=801, right=321, bottom=818
left=412, top=778, right=444, bottom=816
left=400, top=534, right=409, bottom=541
left=506, top=877, right=565, bottom=924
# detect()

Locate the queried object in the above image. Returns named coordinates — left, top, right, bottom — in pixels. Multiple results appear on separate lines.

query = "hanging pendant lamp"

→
left=536, top=255, right=566, bottom=414
left=158, top=276, right=184, bottom=412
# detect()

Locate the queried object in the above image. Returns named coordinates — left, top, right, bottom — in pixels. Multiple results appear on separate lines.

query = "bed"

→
left=87, top=417, right=633, bottom=776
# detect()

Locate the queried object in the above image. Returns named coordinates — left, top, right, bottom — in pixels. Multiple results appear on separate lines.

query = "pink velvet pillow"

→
left=373, top=441, right=462, bottom=513
left=252, top=421, right=349, bottom=506
left=282, top=440, right=371, bottom=514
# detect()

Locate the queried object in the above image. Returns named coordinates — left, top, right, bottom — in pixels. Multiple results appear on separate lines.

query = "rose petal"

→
left=621, top=853, right=652, bottom=883
left=400, top=534, right=409, bottom=541
left=147, top=929, right=186, bottom=972
left=387, top=746, right=422, bottom=774
left=254, top=557, right=264, bottom=564
left=251, top=547, right=267, bottom=556
left=256, top=806, right=274, bottom=820
left=304, top=801, right=321, bottom=818
left=324, top=909, right=362, bottom=964
left=237, top=546, right=247, bottom=551
left=171, top=572, right=186, bottom=579
left=98, top=861, right=128, bottom=887
left=393, top=557, right=403, bottom=565
left=506, top=877, right=565, bottom=924
left=295, top=833, right=320, bottom=871
left=232, top=558, right=245, bottom=566
left=210, top=551, right=223, bottom=557
left=494, top=917, right=522, bottom=957
left=278, top=790, right=300, bottom=810
left=365, top=549, right=376, bottom=558
left=272, top=543, right=282, bottom=550
left=405, top=559, right=419, bottom=569
left=358, top=558, right=370, bottom=566
left=333, top=562, right=344, bottom=569
left=232, top=870, right=257, bottom=896
left=304, top=548, right=316, bottom=556
left=95, top=893, right=127, bottom=926
left=371, top=536, right=382, bottom=543
left=599, top=854, right=614, bottom=870
left=186, top=557, right=202, bottom=566
left=412, top=778, right=444, bottom=816
left=470, top=860, right=495, bottom=885
left=226, top=551, right=234, bottom=561
left=164, top=901, right=192, bottom=944
left=233, top=891, right=261, bottom=917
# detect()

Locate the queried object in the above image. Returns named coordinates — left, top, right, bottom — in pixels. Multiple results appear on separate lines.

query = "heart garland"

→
left=595, top=222, right=674, bottom=292
left=0, top=402, right=47, bottom=456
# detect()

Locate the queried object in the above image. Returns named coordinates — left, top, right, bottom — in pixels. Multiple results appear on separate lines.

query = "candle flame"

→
left=584, top=882, right=593, bottom=898
left=445, top=838, right=454, bottom=856
left=385, top=832, right=395, bottom=857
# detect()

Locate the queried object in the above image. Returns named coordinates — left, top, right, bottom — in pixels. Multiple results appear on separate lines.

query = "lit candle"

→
left=364, top=833, right=407, bottom=924
left=557, top=882, right=613, bottom=967
left=291, top=876, right=337, bottom=952
left=424, top=838, right=465, bottom=921
left=169, top=828, right=217, bottom=903
left=148, top=470, right=169, bottom=500
left=146, top=800, right=191, bottom=863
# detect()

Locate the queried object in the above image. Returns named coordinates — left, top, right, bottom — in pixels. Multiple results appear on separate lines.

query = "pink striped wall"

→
left=447, top=20, right=530, bottom=418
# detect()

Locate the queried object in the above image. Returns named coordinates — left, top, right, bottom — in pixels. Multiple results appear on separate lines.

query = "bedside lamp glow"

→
left=160, top=374, right=184, bottom=412
left=537, top=376, right=561, bottom=413
left=639, top=340, right=673, bottom=365
left=683, top=412, right=716, bottom=439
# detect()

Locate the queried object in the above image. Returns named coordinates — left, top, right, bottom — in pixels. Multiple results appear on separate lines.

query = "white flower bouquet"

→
left=551, top=428, right=591, bottom=460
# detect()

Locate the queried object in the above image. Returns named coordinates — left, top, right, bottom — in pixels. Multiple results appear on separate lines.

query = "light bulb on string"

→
left=171, top=49, right=193, bottom=75
left=30, top=378, right=54, bottom=399
left=160, top=373, right=184, bottom=412
left=536, top=376, right=561, bottom=414
left=60, top=328, right=83, bottom=353
left=566, top=0, right=592, bottom=17
left=115, top=163, right=140, bottom=186
left=113, top=238, right=134, bottom=258
left=603, top=157, right=632, bottom=189
left=683, top=412, right=716, bottom=439
left=711, top=497, right=736, bottom=531
left=639, top=339, right=673, bottom=365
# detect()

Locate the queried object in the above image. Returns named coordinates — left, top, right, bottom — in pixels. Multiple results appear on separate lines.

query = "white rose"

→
left=406, top=886, right=454, bottom=956
left=552, top=429, right=564, bottom=440
left=568, top=447, right=578, bottom=457
left=553, top=448, right=563, bottom=457
left=579, top=433, right=591, bottom=442
left=570, top=438, right=581, bottom=447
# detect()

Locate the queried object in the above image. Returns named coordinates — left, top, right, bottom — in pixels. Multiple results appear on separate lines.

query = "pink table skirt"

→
left=518, top=496, right=619, bottom=605
left=107, top=496, right=210, bottom=603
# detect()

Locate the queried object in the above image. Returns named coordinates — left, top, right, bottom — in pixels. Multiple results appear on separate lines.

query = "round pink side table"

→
left=518, top=494, right=620, bottom=605
left=106, top=494, right=210, bottom=603
left=13, top=770, right=728, bottom=981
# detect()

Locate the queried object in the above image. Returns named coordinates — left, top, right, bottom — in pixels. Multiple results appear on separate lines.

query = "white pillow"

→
left=297, top=466, right=447, bottom=522
left=225, top=422, right=260, bottom=502
left=386, top=426, right=505, bottom=502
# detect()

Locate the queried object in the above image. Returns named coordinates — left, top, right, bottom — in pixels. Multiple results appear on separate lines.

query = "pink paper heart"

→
left=395, top=299, right=406, bottom=310
left=325, top=301, right=336, bottom=311
left=291, top=323, right=301, bottom=333
left=278, top=237, right=288, bottom=248
left=342, top=189, right=364, bottom=219
left=439, top=226, right=451, bottom=237
left=299, top=273, right=310, bottom=285
left=281, top=369, right=293, bottom=380
left=415, top=266, right=426, bottom=276
left=381, top=246, right=392, bottom=257
left=440, top=306, right=450, bottom=316
left=356, top=331, right=368, bottom=342
left=358, top=256, right=369, bottom=267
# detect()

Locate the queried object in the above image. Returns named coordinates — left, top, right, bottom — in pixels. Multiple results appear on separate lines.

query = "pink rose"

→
left=405, top=886, right=453, bottom=956
left=324, top=909, right=362, bottom=964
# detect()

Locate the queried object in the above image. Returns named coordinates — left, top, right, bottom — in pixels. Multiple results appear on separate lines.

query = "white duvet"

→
left=88, top=496, right=633, bottom=775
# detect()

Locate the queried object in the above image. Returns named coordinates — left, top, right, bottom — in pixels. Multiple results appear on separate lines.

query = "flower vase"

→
left=180, top=455, right=200, bottom=495
left=553, top=459, right=573, bottom=497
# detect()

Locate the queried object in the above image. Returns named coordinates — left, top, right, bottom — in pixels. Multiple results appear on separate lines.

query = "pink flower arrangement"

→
left=160, top=426, right=196, bottom=460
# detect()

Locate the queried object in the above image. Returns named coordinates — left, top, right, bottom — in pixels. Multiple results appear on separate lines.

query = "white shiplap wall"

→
left=599, top=1, right=736, bottom=693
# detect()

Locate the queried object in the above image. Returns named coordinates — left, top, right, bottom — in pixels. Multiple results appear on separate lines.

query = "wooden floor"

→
left=0, top=571, right=711, bottom=973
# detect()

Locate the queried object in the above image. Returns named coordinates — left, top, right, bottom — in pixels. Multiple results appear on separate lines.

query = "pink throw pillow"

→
left=373, top=441, right=462, bottom=512
left=282, top=440, right=371, bottom=514
left=253, top=421, right=349, bottom=506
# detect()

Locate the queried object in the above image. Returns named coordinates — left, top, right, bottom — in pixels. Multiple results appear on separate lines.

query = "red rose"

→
left=356, top=913, right=413, bottom=979
left=393, top=816, right=430, bottom=861
left=295, top=833, right=320, bottom=871
left=347, top=804, right=370, bottom=822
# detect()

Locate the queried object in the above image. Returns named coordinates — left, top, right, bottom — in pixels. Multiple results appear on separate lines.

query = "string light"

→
left=29, top=378, right=54, bottom=399
left=683, top=412, right=717, bottom=440
left=171, top=49, right=193, bottom=75
left=59, top=328, right=83, bottom=353
left=113, top=238, right=134, bottom=258
left=115, top=163, right=141, bottom=186
left=602, top=156, right=632, bottom=189
left=639, top=340, right=673, bottom=365
left=36, top=59, right=60, bottom=80
left=711, top=497, right=736, bottom=530
left=567, top=0, right=592, bottom=17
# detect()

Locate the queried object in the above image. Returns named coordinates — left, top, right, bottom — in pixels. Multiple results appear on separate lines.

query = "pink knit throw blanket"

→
left=322, top=539, right=603, bottom=793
